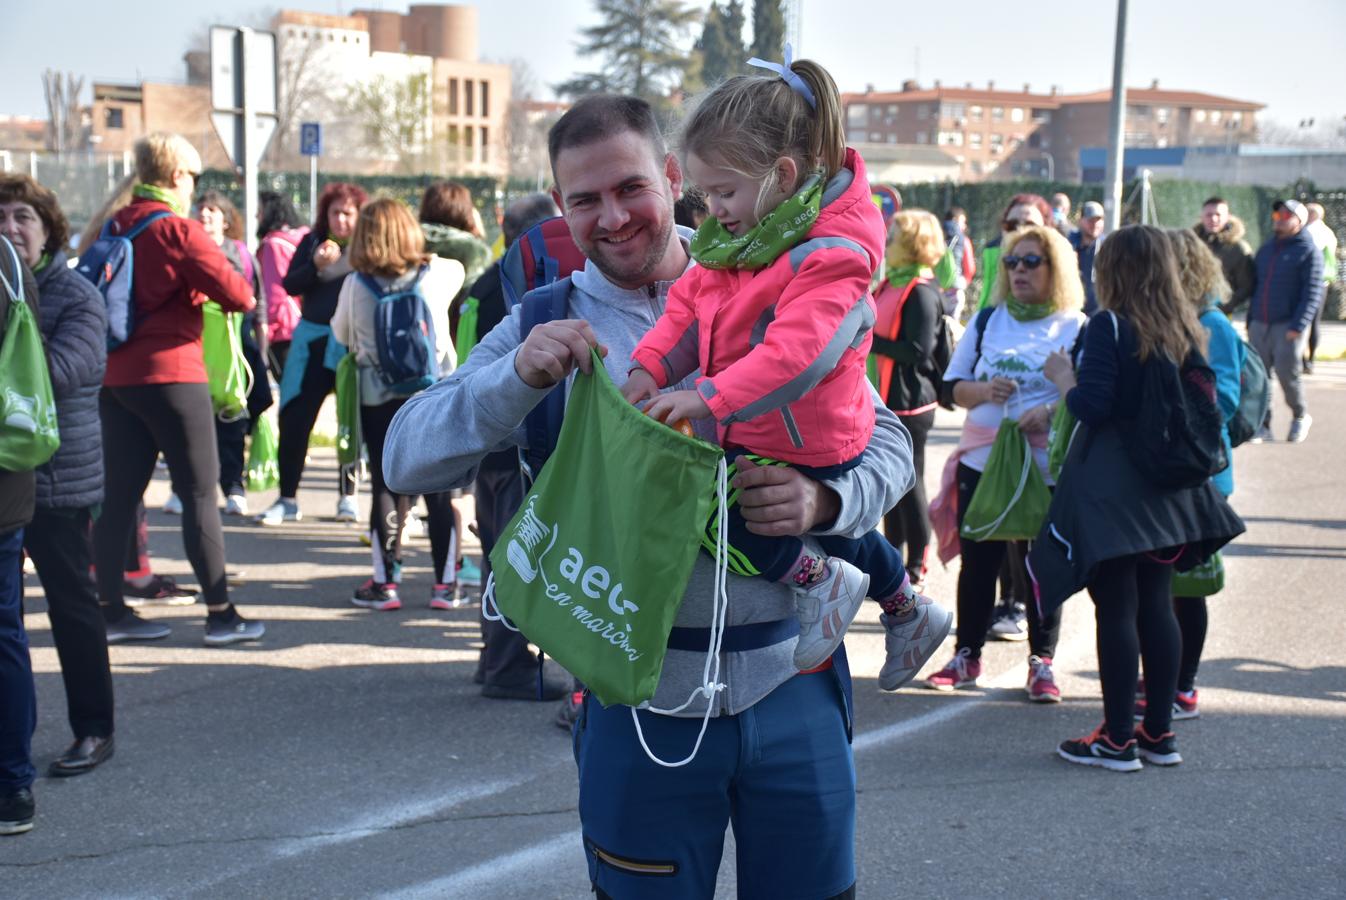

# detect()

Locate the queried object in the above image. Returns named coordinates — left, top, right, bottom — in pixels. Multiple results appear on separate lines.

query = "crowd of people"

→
left=0, top=48, right=1337, bottom=898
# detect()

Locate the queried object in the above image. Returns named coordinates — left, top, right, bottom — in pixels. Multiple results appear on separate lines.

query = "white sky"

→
left=6, top=0, right=1343, bottom=135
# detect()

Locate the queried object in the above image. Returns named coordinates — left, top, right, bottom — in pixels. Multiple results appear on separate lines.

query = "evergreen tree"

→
left=557, top=0, right=700, bottom=109
left=749, top=0, right=786, bottom=60
left=695, top=3, right=744, bottom=89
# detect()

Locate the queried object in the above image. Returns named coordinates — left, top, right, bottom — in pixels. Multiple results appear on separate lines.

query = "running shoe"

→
left=878, top=595, right=953, bottom=691
left=203, top=615, right=265, bottom=647
left=926, top=647, right=981, bottom=691
left=256, top=498, right=301, bottom=526
left=1135, top=725, right=1182, bottom=766
left=123, top=575, right=198, bottom=607
left=1288, top=414, right=1313, bottom=444
left=104, top=611, right=172, bottom=644
left=1026, top=654, right=1061, bottom=703
left=457, top=558, right=483, bottom=588
left=351, top=580, right=401, bottom=611
left=1057, top=724, right=1142, bottom=772
left=793, top=558, right=869, bottom=671
left=429, top=583, right=458, bottom=610
left=162, top=493, right=183, bottom=515
left=989, top=602, right=1028, bottom=641
left=223, top=493, right=248, bottom=516
left=0, top=788, right=35, bottom=836
left=1249, top=425, right=1273, bottom=444
left=335, top=496, right=359, bottom=522
left=1134, top=686, right=1200, bottom=721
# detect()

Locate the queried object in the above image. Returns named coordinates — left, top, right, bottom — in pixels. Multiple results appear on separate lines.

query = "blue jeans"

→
left=573, top=669, right=855, bottom=899
left=0, top=527, right=36, bottom=793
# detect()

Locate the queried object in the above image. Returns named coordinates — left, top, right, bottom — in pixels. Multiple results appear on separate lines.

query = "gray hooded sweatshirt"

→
left=383, top=236, right=914, bottom=717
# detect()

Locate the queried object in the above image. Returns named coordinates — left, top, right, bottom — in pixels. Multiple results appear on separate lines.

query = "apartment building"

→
left=843, top=80, right=1263, bottom=183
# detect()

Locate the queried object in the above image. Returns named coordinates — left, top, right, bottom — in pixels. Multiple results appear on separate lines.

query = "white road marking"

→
left=381, top=831, right=581, bottom=899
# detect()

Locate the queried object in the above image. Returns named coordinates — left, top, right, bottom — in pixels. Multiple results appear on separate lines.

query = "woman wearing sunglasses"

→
left=927, top=224, right=1086, bottom=700
left=975, top=193, right=1054, bottom=314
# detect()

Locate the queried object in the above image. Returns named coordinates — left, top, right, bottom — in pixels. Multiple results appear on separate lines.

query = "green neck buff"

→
left=689, top=173, right=823, bottom=271
left=1005, top=297, right=1054, bottom=321
left=133, top=183, right=185, bottom=216
left=32, top=253, right=52, bottom=275
left=886, top=263, right=933, bottom=291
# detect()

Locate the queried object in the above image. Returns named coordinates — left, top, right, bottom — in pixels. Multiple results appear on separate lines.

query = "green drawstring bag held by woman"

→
left=335, top=353, right=361, bottom=469
left=246, top=413, right=280, bottom=492
left=0, top=239, right=60, bottom=470
left=484, top=350, right=730, bottom=766
left=961, top=417, right=1051, bottom=542
left=1047, top=403, right=1079, bottom=482
left=201, top=301, right=251, bottom=422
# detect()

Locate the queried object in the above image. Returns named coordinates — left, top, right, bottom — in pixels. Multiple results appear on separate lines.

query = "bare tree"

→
left=502, top=59, right=557, bottom=183
left=345, top=73, right=434, bottom=173
left=42, top=71, right=87, bottom=155
left=1257, top=117, right=1346, bottom=150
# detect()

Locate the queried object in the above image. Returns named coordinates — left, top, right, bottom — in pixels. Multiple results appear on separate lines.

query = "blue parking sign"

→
left=300, top=122, right=322, bottom=157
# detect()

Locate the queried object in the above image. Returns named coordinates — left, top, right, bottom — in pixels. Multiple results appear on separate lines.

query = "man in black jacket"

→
left=0, top=235, right=39, bottom=835
left=1195, top=197, right=1257, bottom=315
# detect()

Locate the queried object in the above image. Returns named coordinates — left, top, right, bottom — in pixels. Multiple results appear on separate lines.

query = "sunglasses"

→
left=1271, top=208, right=1294, bottom=222
left=1003, top=254, right=1046, bottom=271
left=1003, top=219, right=1032, bottom=229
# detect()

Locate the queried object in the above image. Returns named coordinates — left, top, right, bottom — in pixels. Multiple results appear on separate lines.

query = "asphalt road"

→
left=5, top=364, right=1346, bottom=898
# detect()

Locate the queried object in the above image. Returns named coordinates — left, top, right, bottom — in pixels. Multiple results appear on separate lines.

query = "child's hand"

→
left=620, top=368, right=659, bottom=405
left=644, top=389, right=711, bottom=425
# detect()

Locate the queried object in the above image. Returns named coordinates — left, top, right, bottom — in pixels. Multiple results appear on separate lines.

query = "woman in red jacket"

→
left=93, top=133, right=265, bottom=647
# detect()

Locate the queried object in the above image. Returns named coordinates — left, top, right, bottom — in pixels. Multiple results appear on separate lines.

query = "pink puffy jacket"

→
left=259, top=226, right=309, bottom=343
left=632, top=149, right=885, bottom=467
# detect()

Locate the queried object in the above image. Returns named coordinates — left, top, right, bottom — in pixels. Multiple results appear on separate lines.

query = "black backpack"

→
left=1108, top=312, right=1227, bottom=489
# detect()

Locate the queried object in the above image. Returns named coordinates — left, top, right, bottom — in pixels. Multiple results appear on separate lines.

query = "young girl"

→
left=331, top=199, right=463, bottom=611
left=622, top=53, right=952, bottom=682
left=1041, top=225, right=1243, bottom=771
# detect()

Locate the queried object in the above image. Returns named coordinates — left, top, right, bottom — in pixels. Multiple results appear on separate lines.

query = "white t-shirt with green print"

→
left=944, top=304, right=1087, bottom=475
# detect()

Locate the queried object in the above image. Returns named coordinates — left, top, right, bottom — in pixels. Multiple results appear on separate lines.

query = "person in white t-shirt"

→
left=927, top=224, right=1087, bottom=701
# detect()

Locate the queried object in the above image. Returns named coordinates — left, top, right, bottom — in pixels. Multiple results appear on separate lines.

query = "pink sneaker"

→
left=926, top=648, right=981, bottom=691
left=1027, top=655, right=1061, bottom=703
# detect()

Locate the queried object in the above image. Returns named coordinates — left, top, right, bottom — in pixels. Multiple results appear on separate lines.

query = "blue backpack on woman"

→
left=358, top=266, right=436, bottom=395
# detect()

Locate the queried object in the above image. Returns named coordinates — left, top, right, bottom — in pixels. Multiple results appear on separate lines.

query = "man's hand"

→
left=1286, top=329, right=1301, bottom=342
left=620, top=367, right=659, bottom=405
left=514, top=319, right=607, bottom=389
left=313, top=240, right=341, bottom=270
left=644, top=389, right=710, bottom=425
left=733, top=457, right=840, bottom=537
left=1018, top=404, right=1052, bottom=434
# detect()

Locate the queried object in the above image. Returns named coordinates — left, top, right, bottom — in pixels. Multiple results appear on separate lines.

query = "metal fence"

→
left=1, top=150, right=135, bottom=238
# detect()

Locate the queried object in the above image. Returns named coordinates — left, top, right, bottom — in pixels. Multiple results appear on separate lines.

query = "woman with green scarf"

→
left=926, top=224, right=1087, bottom=701
left=869, top=209, right=948, bottom=591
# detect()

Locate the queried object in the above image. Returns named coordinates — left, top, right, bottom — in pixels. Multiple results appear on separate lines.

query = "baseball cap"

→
left=1273, top=199, right=1308, bottom=226
left=1082, top=201, right=1105, bottom=219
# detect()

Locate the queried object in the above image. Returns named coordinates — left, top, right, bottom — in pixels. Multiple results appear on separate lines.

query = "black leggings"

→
left=94, top=383, right=232, bottom=613
left=1172, top=596, right=1208, bottom=693
left=954, top=464, right=1060, bottom=659
left=361, top=399, right=456, bottom=583
left=885, top=409, right=934, bottom=577
left=277, top=335, right=355, bottom=499
left=1087, top=553, right=1181, bottom=743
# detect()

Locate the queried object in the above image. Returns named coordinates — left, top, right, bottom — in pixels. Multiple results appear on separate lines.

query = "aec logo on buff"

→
left=505, top=495, right=643, bottom=662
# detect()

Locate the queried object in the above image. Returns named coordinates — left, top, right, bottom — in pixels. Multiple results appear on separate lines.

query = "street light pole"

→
left=1103, top=0, right=1129, bottom=232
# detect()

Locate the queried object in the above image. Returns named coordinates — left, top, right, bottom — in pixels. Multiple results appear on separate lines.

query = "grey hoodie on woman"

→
left=383, top=238, right=914, bottom=717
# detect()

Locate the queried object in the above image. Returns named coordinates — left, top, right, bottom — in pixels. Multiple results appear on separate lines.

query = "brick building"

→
left=843, top=80, right=1263, bottom=183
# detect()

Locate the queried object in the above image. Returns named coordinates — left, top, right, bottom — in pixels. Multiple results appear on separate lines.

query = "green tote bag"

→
left=0, top=241, right=60, bottom=470
left=961, top=418, right=1052, bottom=542
left=486, top=350, right=724, bottom=712
left=1047, top=402, right=1079, bottom=482
left=335, top=353, right=362, bottom=469
left=246, top=412, right=280, bottom=492
left=201, top=301, right=251, bottom=422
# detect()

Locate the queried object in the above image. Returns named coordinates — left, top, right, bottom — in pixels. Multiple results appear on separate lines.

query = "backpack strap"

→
left=121, top=210, right=173, bottom=241
left=356, top=271, right=385, bottom=297
left=519, top=276, right=574, bottom=480
left=972, top=305, right=995, bottom=366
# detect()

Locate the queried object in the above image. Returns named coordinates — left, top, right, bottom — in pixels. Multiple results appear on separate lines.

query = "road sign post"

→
left=211, top=25, right=277, bottom=252
left=301, top=122, right=322, bottom=222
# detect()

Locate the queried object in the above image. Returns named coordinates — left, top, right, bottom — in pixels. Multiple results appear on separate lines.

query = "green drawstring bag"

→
left=455, top=295, right=480, bottom=364
left=961, top=418, right=1051, bottom=542
left=0, top=242, right=60, bottom=470
left=1047, top=403, right=1079, bottom=482
left=485, top=350, right=724, bottom=720
left=201, top=301, right=251, bottom=422
left=335, top=353, right=361, bottom=468
left=246, top=413, right=280, bottom=492
left=1172, top=551, right=1224, bottom=597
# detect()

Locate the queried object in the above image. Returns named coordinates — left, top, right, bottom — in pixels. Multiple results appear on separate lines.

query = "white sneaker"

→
left=793, top=558, right=869, bottom=671
left=989, top=604, right=1029, bottom=641
left=1288, top=414, right=1313, bottom=444
left=163, top=493, right=183, bottom=515
left=256, top=498, right=301, bottom=526
left=224, top=494, right=248, bottom=516
left=335, top=495, right=359, bottom=522
left=879, top=595, right=954, bottom=691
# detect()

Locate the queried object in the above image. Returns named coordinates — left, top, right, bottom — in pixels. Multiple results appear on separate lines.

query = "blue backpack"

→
left=359, top=266, right=437, bottom=396
left=75, top=211, right=173, bottom=350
